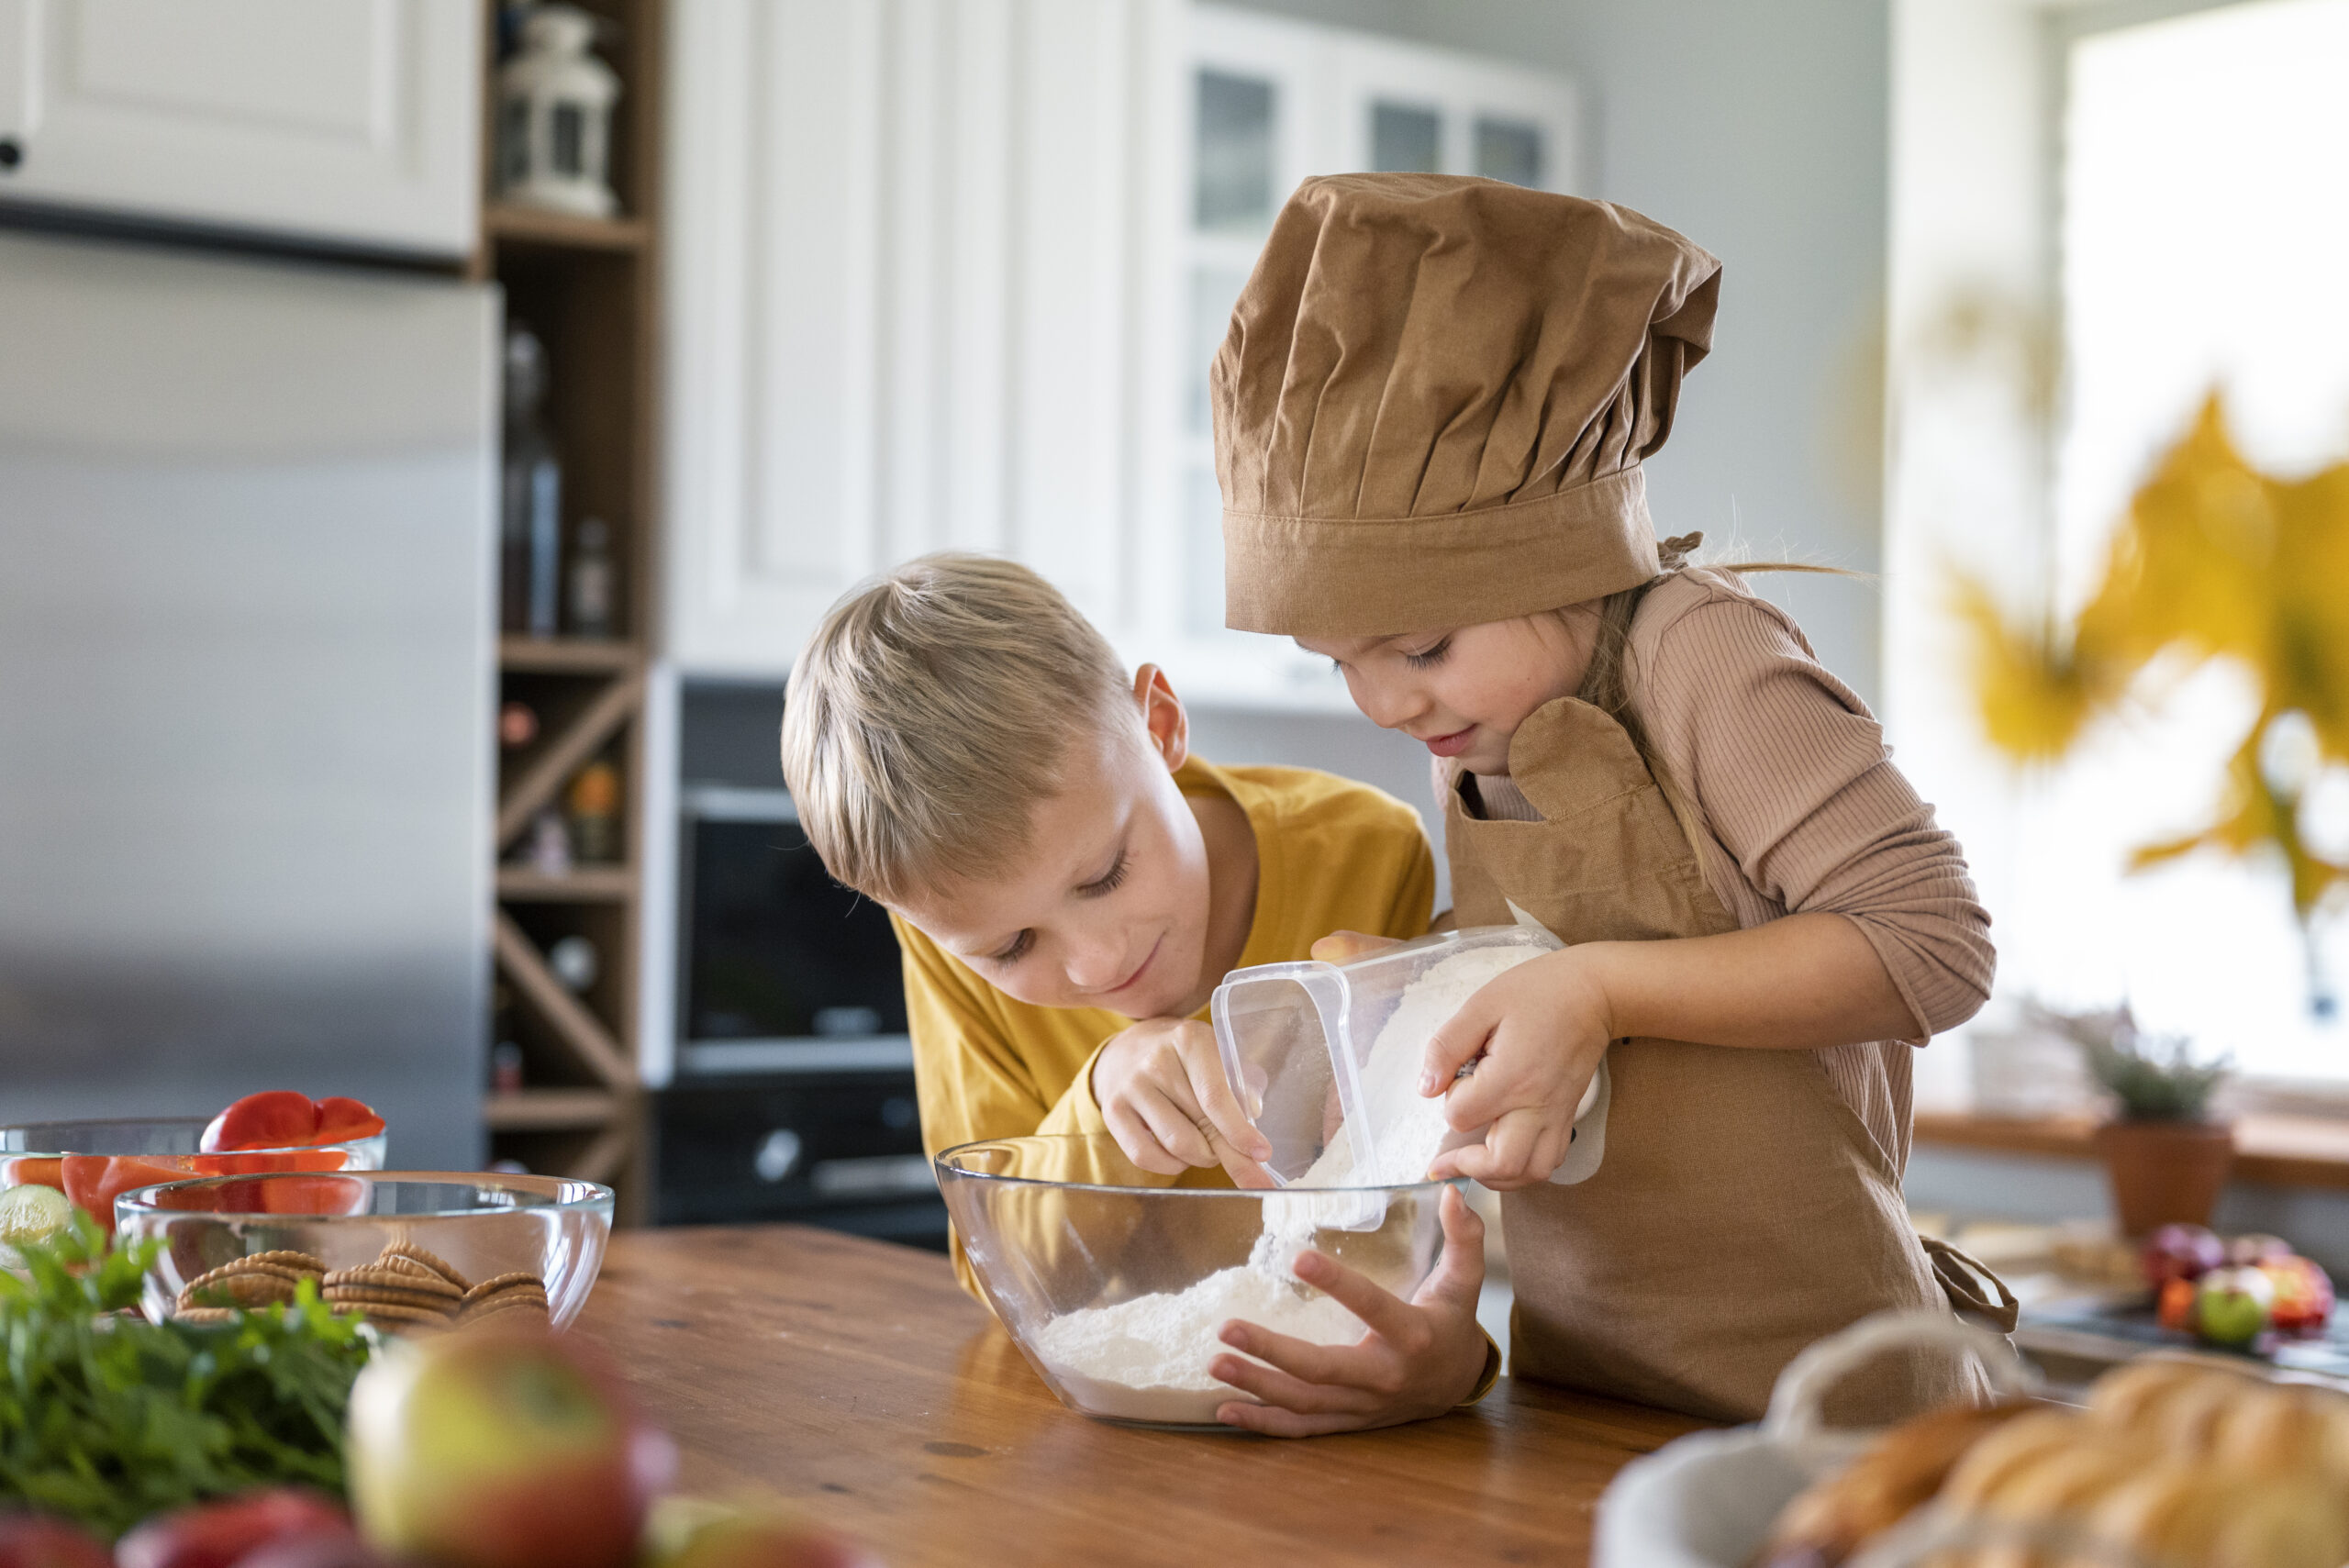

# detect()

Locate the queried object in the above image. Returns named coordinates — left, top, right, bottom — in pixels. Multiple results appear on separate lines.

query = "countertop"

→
left=1913, top=1109, right=2349, bottom=1190
left=575, top=1225, right=1708, bottom=1567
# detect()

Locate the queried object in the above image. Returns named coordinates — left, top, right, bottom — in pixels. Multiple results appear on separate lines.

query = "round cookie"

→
left=179, top=1261, right=311, bottom=1308
left=325, top=1264, right=463, bottom=1299
left=379, top=1241, right=471, bottom=1291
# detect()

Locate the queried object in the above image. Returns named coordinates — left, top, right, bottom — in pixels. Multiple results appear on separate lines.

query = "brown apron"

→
left=1447, top=695, right=2006, bottom=1425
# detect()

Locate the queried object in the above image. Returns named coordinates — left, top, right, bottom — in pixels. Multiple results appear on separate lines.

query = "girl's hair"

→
left=1572, top=534, right=1859, bottom=851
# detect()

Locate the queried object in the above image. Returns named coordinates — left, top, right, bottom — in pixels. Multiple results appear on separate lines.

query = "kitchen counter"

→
left=576, top=1225, right=1708, bottom=1567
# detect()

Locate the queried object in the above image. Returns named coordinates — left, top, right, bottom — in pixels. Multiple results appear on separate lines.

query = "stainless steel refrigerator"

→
left=0, top=227, right=495, bottom=1170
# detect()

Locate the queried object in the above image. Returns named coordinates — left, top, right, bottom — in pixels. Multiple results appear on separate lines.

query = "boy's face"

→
left=889, top=670, right=1216, bottom=1019
left=1298, top=611, right=1598, bottom=777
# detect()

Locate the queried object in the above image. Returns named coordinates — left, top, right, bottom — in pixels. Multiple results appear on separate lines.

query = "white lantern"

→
left=497, top=6, right=621, bottom=219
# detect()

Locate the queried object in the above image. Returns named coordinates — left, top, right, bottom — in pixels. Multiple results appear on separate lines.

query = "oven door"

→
left=677, top=785, right=910, bottom=1075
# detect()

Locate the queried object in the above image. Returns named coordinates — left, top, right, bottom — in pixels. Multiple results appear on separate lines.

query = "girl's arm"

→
left=1427, top=585, right=1996, bottom=1187
left=1586, top=910, right=1918, bottom=1049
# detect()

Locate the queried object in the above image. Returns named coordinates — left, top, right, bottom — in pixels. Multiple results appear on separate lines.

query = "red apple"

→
left=2193, top=1264, right=2277, bottom=1348
left=347, top=1327, right=672, bottom=1568
left=202, top=1092, right=322, bottom=1153
left=645, top=1501, right=885, bottom=1568
left=2257, top=1253, right=2335, bottom=1336
left=0, top=1512, right=111, bottom=1568
left=2140, top=1223, right=2224, bottom=1287
left=115, top=1491, right=351, bottom=1568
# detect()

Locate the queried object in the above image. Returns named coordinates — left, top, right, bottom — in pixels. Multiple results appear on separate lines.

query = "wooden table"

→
left=576, top=1225, right=1707, bottom=1568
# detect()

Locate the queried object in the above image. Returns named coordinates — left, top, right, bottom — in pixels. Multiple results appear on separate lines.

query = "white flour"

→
left=1299, top=943, right=1541, bottom=1187
left=1031, top=944, right=1538, bottom=1423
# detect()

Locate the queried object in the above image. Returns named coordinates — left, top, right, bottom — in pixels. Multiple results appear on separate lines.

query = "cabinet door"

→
left=0, top=0, right=478, bottom=257
left=664, top=0, right=1145, bottom=674
left=1126, top=4, right=1350, bottom=707
left=1330, top=31, right=1579, bottom=194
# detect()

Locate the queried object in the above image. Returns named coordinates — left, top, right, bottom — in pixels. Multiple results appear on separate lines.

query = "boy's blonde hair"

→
left=780, top=553, right=1133, bottom=904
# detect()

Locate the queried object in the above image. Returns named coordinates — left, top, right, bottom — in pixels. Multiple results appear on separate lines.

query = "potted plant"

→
left=2032, top=1002, right=2233, bottom=1236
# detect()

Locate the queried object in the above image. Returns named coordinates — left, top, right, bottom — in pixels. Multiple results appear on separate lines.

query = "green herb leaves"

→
left=0, top=1213, right=373, bottom=1538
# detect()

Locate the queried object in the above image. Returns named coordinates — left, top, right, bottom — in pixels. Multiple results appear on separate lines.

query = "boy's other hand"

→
left=1420, top=945, right=1611, bottom=1189
left=1209, top=1184, right=1488, bottom=1436
left=1092, top=1018, right=1275, bottom=1188
left=1308, top=929, right=1401, bottom=965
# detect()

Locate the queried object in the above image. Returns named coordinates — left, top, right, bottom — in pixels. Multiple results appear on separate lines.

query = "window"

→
left=2010, top=0, right=2349, bottom=1078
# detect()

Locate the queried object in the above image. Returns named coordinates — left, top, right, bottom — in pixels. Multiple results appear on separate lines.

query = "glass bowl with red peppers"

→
left=0, top=1092, right=389, bottom=1240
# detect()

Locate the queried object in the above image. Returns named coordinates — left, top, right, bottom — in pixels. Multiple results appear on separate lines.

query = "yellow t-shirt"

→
left=892, top=754, right=1436, bottom=1296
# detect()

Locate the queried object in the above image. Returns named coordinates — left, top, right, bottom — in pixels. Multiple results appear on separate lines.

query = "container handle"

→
left=1762, top=1308, right=2038, bottom=1445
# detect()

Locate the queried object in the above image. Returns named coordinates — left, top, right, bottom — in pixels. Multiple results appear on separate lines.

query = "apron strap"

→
left=1920, top=1236, right=2021, bottom=1334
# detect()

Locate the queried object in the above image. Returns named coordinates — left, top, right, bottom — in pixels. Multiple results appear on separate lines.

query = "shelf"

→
left=1915, top=1110, right=2349, bottom=1192
left=492, top=908, right=634, bottom=1090
left=500, top=636, right=640, bottom=674
left=484, top=1087, right=626, bottom=1130
left=495, top=670, right=645, bottom=849
left=485, top=204, right=650, bottom=253
left=497, top=864, right=637, bottom=901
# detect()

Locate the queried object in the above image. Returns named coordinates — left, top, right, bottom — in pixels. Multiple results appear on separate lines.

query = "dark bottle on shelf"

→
left=500, top=327, right=563, bottom=637
left=567, top=515, right=617, bottom=639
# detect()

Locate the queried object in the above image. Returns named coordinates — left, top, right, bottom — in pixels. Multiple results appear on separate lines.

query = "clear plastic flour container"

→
left=1208, top=926, right=1565, bottom=1195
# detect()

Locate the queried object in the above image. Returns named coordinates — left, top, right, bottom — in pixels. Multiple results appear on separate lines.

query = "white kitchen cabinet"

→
left=662, top=0, right=1574, bottom=708
left=0, top=0, right=479, bottom=257
left=664, top=0, right=1143, bottom=677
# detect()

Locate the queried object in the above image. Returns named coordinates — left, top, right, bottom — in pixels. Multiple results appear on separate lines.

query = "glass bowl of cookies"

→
left=934, top=1133, right=1447, bottom=1428
left=114, top=1171, right=613, bottom=1335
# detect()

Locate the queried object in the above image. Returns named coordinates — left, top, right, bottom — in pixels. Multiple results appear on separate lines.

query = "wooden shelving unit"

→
left=476, top=0, right=663, bottom=1218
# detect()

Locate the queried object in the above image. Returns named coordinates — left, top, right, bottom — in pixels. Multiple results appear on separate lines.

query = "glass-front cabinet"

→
left=1146, top=5, right=1579, bottom=698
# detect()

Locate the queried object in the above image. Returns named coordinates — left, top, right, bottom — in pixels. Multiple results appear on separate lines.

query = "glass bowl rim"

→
left=933, top=1135, right=1453, bottom=1197
left=114, top=1168, right=615, bottom=1221
left=0, top=1114, right=387, bottom=1158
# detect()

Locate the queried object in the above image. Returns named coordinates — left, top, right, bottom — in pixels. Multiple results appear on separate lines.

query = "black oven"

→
left=656, top=784, right=944, bottom=1248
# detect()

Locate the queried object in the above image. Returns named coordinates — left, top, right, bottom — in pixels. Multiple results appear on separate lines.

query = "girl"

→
left=1199, top=173, right=2009, bottom=1436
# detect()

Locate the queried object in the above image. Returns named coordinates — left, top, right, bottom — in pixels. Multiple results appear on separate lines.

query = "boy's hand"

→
left=1421, top=945, right=1613, bottom=1189
left=1209, top=1185, right=1489, bottom=1436
left=1091, top=1018, right=1275, bottom=1187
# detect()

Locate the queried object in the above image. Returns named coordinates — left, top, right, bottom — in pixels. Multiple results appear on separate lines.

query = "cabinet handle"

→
left=0, top=139, right=21, bottom=172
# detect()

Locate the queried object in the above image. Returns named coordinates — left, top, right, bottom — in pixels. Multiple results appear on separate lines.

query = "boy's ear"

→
left=1131, top=663, right=1188, bottom=773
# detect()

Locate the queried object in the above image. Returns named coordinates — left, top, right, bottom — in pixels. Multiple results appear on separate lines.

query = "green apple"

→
left=644, top=1499, right=884, bottom=1568
left=2193, top=1264, right=2277, bottom=1347
left=346, top=1329, right=672, bottom=1568
left=0, top=1183, right=71, bottom=1272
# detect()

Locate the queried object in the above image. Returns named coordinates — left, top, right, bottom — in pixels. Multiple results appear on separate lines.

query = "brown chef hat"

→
left=1213, top=173, right=1721, bottom=638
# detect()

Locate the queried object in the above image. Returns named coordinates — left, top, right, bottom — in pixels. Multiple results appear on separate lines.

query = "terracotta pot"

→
left=2093, top=1118, right=2234, bottom=1236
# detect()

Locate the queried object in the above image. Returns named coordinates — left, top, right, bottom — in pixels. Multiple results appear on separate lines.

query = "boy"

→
left=778, top=553, right=1436, bottom=1298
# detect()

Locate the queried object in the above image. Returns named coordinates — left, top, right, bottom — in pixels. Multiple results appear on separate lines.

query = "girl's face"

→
left=1299, top=609, right=1600, bottom=776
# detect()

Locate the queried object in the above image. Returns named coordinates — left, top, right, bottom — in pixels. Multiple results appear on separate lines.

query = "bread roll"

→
left=1753, top=1401, right=2041, bottom=1568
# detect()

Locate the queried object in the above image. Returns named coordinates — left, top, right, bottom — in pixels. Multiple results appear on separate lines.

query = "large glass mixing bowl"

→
left=0, top=1116, right=389, bottom=1235
left=935, top=1134, right=1448, bottom=1429
left=117, top=1172, right=612, bottom=1329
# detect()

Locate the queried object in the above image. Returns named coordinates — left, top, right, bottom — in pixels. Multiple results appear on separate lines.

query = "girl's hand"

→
left=1091, top=1018, right=1275, bottom=1187
left=1309, top=929, right=1402, bottom=964
left=1209, top=1185, right=1490, bottom=1437
left=1423, top=945, right=1613, bottom=1189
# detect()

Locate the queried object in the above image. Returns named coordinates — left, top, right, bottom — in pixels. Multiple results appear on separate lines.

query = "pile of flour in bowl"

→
left=1030, top=943, right=1542, bottom=1424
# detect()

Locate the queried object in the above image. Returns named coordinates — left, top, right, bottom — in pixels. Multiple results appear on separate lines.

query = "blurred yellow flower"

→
left=1955, top=395, right=2349, bottom=925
